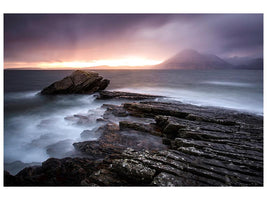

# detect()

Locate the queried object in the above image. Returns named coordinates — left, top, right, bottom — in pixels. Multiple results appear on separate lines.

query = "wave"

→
left=113, top=87, right=263, bottom=115
left=201, top=81, right=253, bottom=87
left=4, top=93, right=106, bottom=163
left=4, top=83, right=263, bottom=164
left=4, top=91, right=149, bottom=163
left=4, top=90, right=40, bottom=101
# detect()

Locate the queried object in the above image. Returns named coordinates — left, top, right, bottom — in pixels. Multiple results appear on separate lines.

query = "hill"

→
left=157, top=49, right=233, bottom=69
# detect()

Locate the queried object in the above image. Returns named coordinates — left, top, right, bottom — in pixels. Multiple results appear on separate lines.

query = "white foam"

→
left=4, top=94, right=106, bottom=163
left=113, top=87, right=263, bottom=115
left=4, top=90, right=40, bottom=100
left=4, top=84, right=263, bottom=164
left=202, top=81, right=253, bottom=87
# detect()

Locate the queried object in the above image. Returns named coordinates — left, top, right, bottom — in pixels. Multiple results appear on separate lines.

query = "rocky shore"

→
left=4, top=71, right=263, bottom=186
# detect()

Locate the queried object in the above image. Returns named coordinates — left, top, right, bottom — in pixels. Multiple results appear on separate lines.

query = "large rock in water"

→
left=41, top=70, right=110, bottom=95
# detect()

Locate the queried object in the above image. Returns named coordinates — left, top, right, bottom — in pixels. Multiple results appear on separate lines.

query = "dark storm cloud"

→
left=4, top=14, right=263, bottom=63
left=204, top=14, right=263, bottom=56
left=4, top=14, right=174, bottom=61
left=135, top=14, right=263, bottom=57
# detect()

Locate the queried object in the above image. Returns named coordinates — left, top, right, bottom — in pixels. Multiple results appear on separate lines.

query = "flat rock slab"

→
left=96, top=91, right=163, bottom=100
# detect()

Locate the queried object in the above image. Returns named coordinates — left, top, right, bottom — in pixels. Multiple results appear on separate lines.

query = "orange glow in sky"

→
left=41, top=57, right=162, bottom=68
left=5, top=57, right=163, bottom=69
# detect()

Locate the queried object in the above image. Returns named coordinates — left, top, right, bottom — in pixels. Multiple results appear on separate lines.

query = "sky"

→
left=4, top=14, right=263, bottom=69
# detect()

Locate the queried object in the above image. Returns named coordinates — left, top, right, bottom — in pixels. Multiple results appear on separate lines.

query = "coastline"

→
left=4, top=90, right=263, bottom=186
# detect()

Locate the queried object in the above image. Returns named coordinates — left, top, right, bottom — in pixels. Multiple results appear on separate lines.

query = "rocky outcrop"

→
left=113, top=148, right=263, bottom=186
left=41, top=70, right=110, bottom=95
left=96, top=91, right=163, bottom=100
left=119, top=121, right=162, bottom=136
left=4, top=97, right=263, bottom=186
left=4, top=161, right=41, bottom=176
left=120, top=102, right=263, bottom=186
left=4, top=157, right=101, bottom=186
left=73, top=122, right=167, bottom=159
left=5, top=146, right=263, bottom=186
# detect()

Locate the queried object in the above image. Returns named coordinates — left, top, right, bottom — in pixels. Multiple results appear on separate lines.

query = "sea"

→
left=4, top=69, right=263, bottom=173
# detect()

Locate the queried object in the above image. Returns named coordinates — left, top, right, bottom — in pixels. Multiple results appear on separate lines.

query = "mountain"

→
left=157, top=49, right=232, bottom=69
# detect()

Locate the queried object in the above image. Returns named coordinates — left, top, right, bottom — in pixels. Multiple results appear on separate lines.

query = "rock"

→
left=101, top=104, right=155, bottom=125
left=155, top=115, right=239, bottom=139
left=96, top=91, right=163, bottom=100
left=4, top=93, right=263, bottom=186
left=5, top=157, right=100, bottom=186
left=80, top=129, right=101, bottom=140
left=110, top=100, right=262, bottom=186
left=119, top=121, right=162, bottom=136
left=119, top=148, right=262, bottom=186
left=73, top=123, right=166, bottom=159
left=111, top=158, right=156, bottom=184
left=152, top=172, right=190, bottom=186
left=5, top=143, right=263, bottom=186
left=88, top=168, right=128, bottom=186
left=4, top=161, right=41, bottom=176
left=123, top=101, right=251, bottom=125
left=45, top=139, right=75, bottom=158
left=4, top=170, right=19, bottom=186
left=64, top=114, right=100, bottom=126
left=41, top=70, right=110, bottom=95
left=102, top=104, right=129, bottom=117
left=73, top=123, right=123, bottom=158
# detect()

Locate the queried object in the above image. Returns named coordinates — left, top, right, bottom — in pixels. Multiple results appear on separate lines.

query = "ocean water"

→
left=4, top=69, right=263, bottom=167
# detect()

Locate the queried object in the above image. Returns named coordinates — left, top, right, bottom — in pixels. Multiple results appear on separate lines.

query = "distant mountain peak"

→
left=158, top=49, right=232, bottom=69
left=172, top=49, right=201, bottom=59
left=157, top=49, right=262, bottom=70
left=178, top=49, right=200, bottom=55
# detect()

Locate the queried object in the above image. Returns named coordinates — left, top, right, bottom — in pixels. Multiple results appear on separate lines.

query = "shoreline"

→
left=5, top=89, right=263, bottom=116
left=4, top=90, right=263, bottom=186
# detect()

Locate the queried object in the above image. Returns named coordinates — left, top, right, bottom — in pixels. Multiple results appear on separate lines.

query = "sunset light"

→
left=4, top=57, right=163, bottom=70
left=3, top=12, right=264, bottom=188
left=41, top=58, right=163, bottom=69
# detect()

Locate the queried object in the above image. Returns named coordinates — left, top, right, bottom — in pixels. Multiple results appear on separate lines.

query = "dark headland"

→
left=4, top=70, right=263, bottom=186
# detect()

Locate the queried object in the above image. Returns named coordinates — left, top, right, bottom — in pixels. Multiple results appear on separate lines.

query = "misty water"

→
left=4, top=69, right=263, bottom=173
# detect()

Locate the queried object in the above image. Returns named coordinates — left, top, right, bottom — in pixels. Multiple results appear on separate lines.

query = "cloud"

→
left=4, top=14, right=263, bottom=64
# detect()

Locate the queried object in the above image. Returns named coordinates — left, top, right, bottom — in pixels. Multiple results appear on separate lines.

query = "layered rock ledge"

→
left=96, top=91, right=163, bottom=100
left=5, top=98, right=263, bottom=186
left=41, top=70, right=110, bottom=95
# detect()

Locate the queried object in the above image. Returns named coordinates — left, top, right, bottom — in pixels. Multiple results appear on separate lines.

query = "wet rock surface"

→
left=5, top=97, right=263, bottom=186
left=96, top=90, right=163, bottom=100
left=73, top=123, right=167, bottom=159
left=4, top=157, right=100, bottom=186
left=4, top=161, right=41, bottom=176
left=41, top=70, right=110, bottom=95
